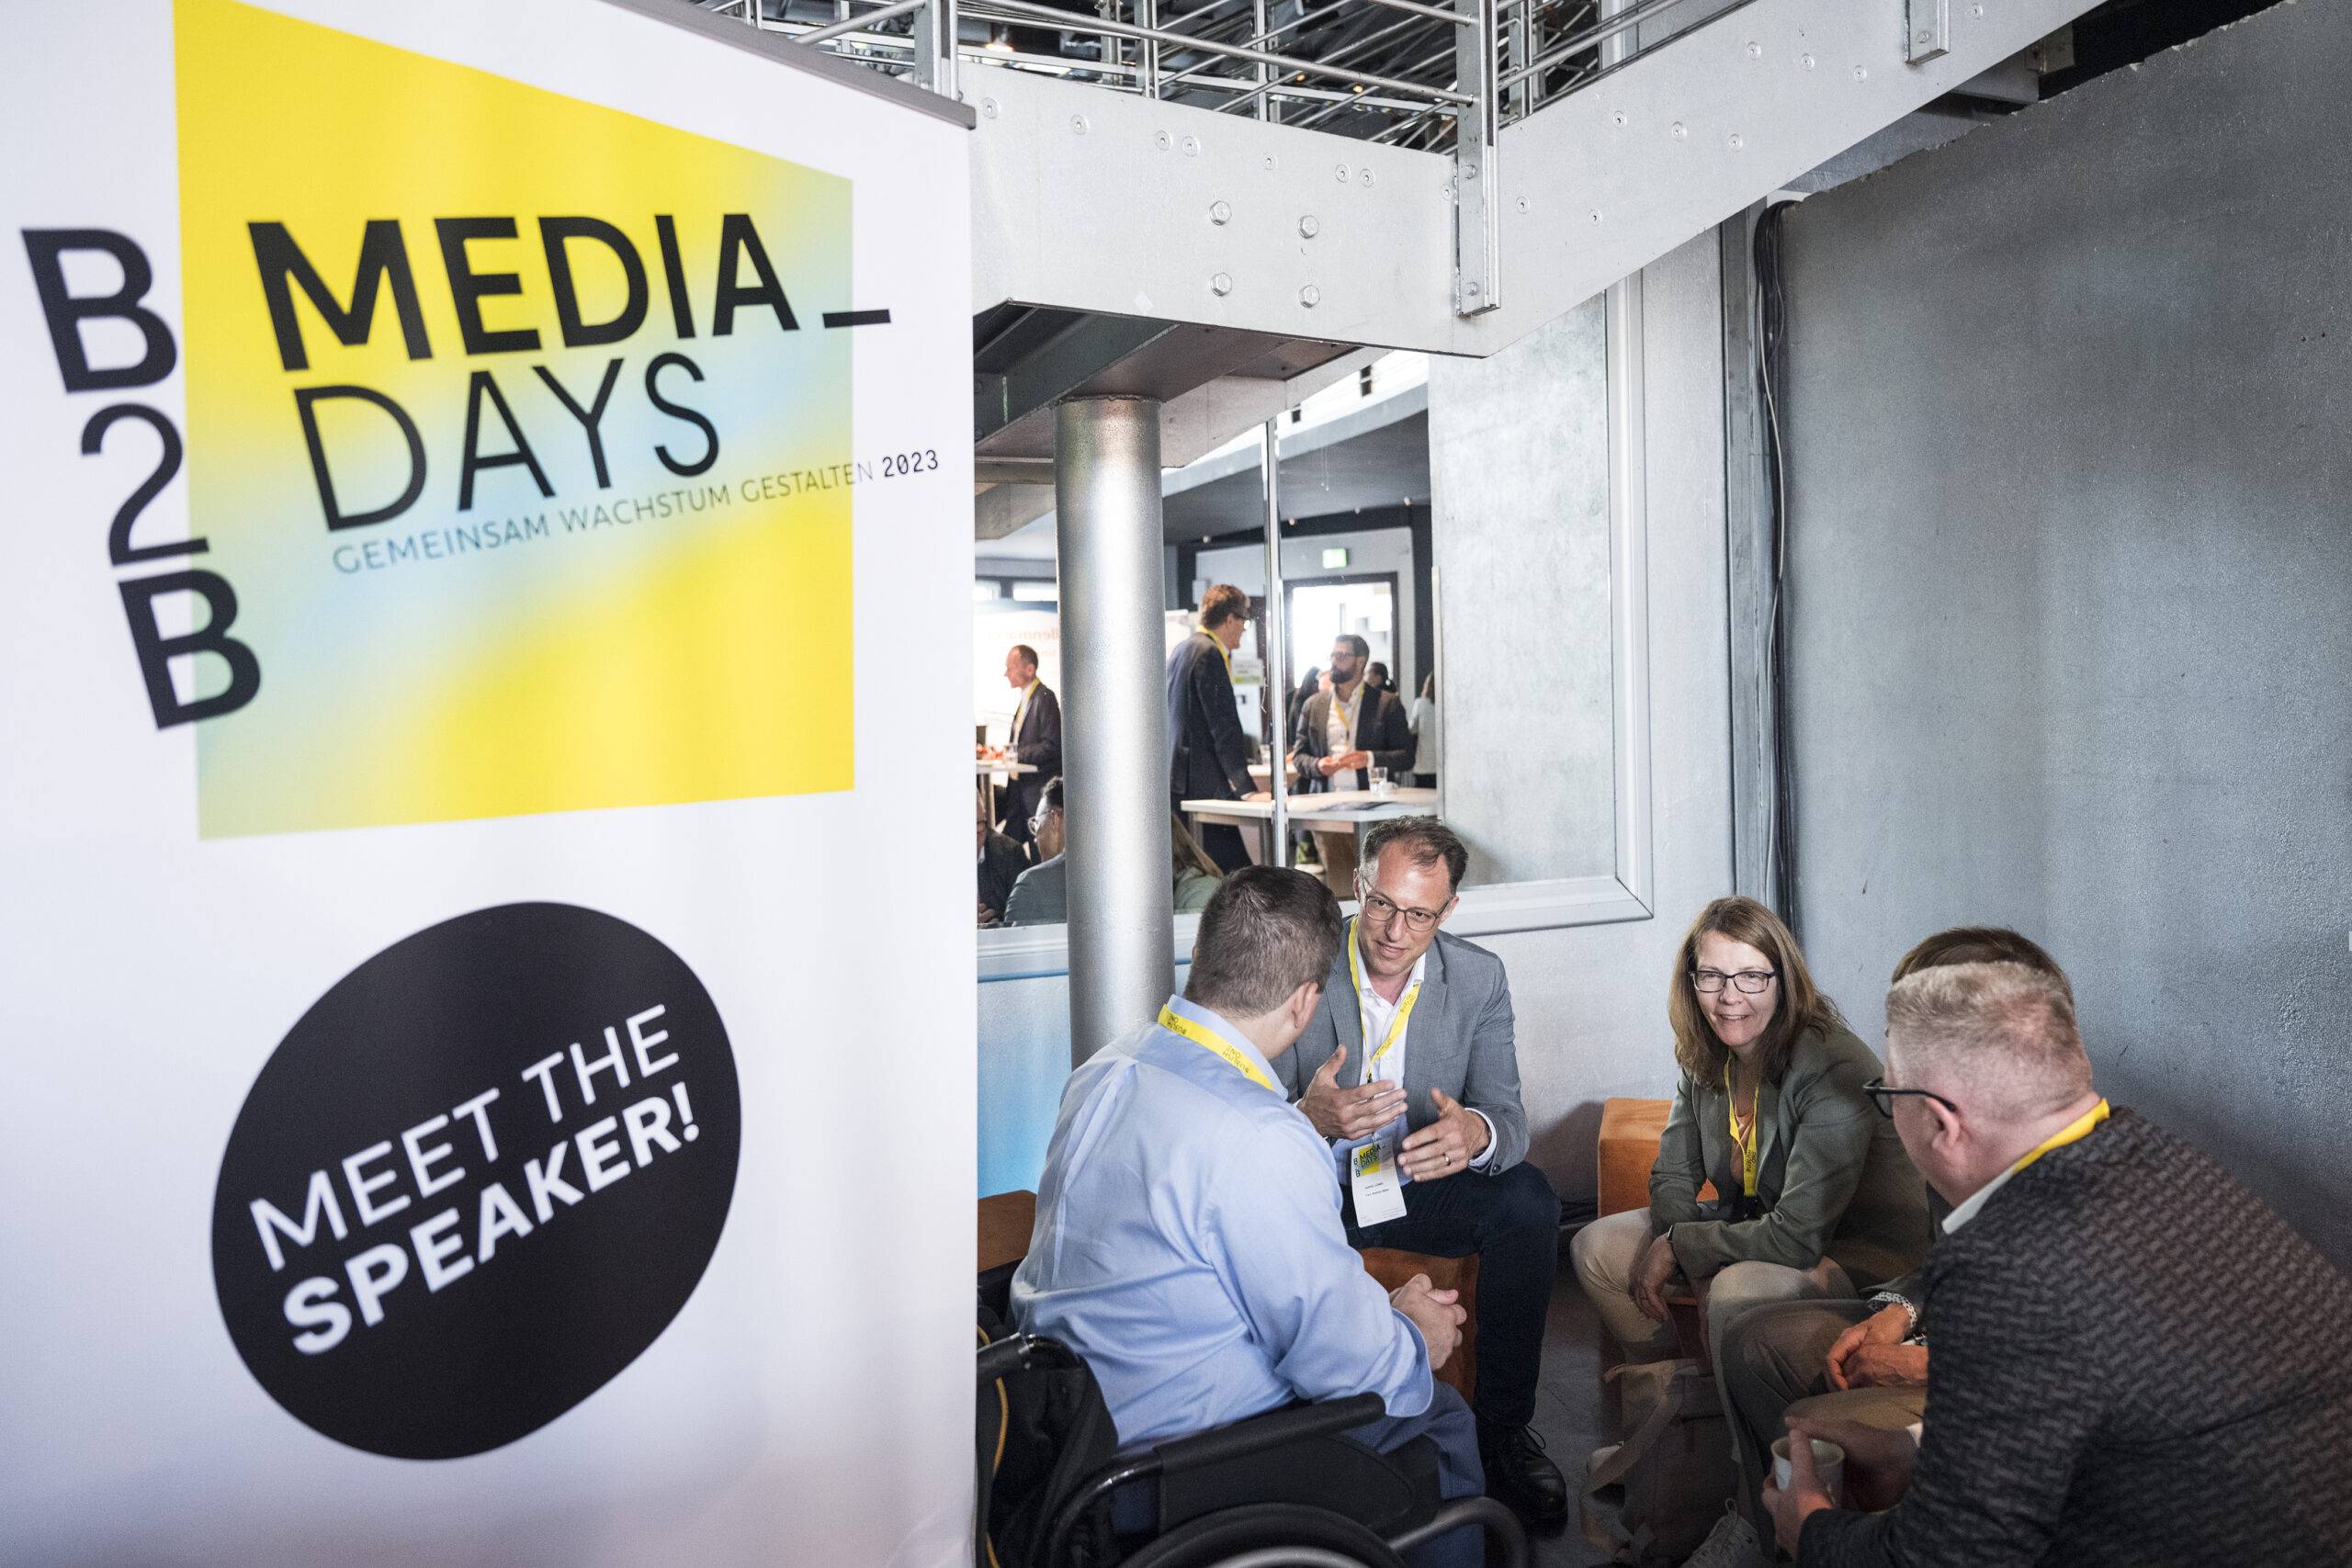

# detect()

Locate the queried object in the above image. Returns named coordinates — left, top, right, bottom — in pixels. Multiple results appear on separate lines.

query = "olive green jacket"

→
left=1648, top=1021, right=1930, bottom=1291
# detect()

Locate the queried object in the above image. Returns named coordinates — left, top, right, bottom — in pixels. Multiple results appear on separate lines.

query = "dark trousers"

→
left=1196, top=820, right=1253, bottom=874
left=1721, top=1298, right=1925, bottom=1529
left=1343, top=1161, right=1560, bottom=1429
left=1350, top=1382, right=1487, bottom=1568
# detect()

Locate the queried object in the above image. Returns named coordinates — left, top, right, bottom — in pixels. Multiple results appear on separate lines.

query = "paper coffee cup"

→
left=1771, top=1437, right=1845, bottom=1506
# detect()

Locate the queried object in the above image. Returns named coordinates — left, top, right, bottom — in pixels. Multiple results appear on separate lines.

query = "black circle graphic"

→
left=210, top=902, right=740, bottom=1460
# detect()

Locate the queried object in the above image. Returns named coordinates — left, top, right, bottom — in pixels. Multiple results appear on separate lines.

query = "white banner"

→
left=1, top=2, right=973, bottom=1561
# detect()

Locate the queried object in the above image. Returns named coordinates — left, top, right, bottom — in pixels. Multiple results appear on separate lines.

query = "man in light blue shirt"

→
left=1013, top=866, right=1486, bottom=1566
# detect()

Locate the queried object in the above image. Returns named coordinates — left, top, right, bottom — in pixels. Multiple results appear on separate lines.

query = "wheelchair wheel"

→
left=1116, top=1502, right=1411, bottom=1568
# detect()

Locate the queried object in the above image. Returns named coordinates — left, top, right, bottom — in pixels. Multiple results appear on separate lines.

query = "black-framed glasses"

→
left=1356, top=881, right=1446, bottom=934
left=1862, top=1077, right=1960, bottom=1120
left=1691, top=968, right=1777, bottom=995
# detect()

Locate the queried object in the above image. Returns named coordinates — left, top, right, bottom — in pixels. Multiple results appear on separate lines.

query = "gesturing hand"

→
left=1390, top=1272, right=1466, bottom=1370
left=1826, top=1303, right=1919, bottom=1391
left=1300, top=1046, right=1408, bottom=1141
left=1398, top=1089, right=1488, bottom=1181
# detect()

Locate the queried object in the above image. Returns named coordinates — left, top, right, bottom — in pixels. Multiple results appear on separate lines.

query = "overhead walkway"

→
left=718, top=0, right=2103, bottom=383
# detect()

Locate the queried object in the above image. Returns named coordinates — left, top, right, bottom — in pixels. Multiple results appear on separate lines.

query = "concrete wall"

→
left=1778, top=1, right=2352, bottom=1262
left=1428, top=300, right=1616, bottom=887
left=980, top=231, right=1739, bottom=1201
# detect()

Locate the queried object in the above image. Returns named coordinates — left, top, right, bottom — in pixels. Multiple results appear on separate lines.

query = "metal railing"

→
left=708, top=0, right=1752, bottom=317
left=709, top=0, right=1749, bottom=143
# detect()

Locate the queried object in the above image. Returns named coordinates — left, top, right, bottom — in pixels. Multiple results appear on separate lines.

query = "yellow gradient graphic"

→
left=176, top=0, right=855, bottom=836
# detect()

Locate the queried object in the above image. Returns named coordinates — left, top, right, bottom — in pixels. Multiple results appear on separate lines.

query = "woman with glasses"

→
left=1570, top=897, right=1929, bottom=1382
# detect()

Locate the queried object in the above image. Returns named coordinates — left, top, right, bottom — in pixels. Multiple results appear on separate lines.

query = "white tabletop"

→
left=1179, top=787, right=1437, bottom=825
left=975, top=758, right=1035, bottom=777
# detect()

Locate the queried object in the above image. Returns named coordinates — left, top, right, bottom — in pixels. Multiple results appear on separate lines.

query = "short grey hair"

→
left=1187, top=867, right=1344, bottom=1019
left=1884, top=960, right=2092, bottom=1120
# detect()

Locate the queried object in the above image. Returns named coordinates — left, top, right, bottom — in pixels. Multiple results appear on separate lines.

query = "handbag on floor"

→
left=1582, top=1358, right=1741, bottom=1565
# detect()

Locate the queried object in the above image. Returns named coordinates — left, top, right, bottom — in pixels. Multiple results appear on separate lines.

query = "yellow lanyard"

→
left=2009, top=1099, right=2110, bottom=1178
left=1201, top=631, right=1232, bottom=679
left=1333, top=684, right=1360, bottom=743
left=1726, top=1064, right=1760, bottom=1198
left=1011, top=681, right=1035, bottom=740
left=1158, top=1005, right=1277, bottom=1092
left=1346, top=918, right=1422, bottom=1085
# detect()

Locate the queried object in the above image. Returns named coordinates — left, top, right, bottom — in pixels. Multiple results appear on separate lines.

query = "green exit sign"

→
left=1321, top=547, right=1351, bottom=570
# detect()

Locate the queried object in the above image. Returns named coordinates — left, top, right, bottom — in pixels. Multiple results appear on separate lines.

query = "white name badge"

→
left=1350, top=1132, right=1408, bottom=1225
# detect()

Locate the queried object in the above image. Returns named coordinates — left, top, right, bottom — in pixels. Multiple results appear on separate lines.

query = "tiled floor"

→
left=1521, top=1251, right=1620, bottom=1568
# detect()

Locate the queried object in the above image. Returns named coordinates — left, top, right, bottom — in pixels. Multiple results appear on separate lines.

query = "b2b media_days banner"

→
left=0, top=1, right=974, bottom=1562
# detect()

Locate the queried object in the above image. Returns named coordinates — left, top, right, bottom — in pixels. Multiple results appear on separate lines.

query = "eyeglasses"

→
left=1029, top=803, right=1059, bottom=831
left=1356, top=882, right=1447, bottom=934
left=1861, top=1077, right=1960, bottom=1120
left=1691, top=968, right=1778, bottom=995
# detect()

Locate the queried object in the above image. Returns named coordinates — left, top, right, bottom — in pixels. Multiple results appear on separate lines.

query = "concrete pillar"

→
left=1054, top=396, right=1174, bottom=1066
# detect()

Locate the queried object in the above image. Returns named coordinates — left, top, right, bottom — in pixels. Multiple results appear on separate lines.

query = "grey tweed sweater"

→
left=1802, top=1108, right=2352, bottom=1567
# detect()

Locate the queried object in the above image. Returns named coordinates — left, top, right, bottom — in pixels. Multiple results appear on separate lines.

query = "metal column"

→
left=1055, top=396, right=1175, bottom=1066
left=1260, top=419, right=1291, bottom=868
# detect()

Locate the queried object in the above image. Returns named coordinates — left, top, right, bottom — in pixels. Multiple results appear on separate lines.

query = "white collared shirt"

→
left=1325, top=684, right=1363, bottom=792
left=1333, top=943, right=1497, bottom=1180
left=1010, top=679, right=1038, bottom=743
left=1939, top=1162, right=2024, bottom=1235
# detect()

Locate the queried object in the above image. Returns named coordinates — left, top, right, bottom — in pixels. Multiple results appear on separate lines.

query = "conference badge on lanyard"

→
left=1345, top=918, right=1418, bottom=1224
left=1351, top=1138, right=1407, bottom=1225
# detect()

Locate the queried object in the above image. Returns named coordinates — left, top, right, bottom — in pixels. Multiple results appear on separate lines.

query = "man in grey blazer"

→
left=1272, top=817, right=1567, bottom=1527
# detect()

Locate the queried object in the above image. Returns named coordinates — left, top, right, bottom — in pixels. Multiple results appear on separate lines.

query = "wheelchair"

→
left=977, top=1325, right=1530, bottom=1568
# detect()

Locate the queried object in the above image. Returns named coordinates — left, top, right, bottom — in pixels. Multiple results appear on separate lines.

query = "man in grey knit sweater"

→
left=1764, top=960, right=2352, bottom=1566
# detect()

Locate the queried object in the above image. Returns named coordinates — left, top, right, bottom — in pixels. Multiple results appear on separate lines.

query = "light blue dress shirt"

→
left=1012, top=994, right=1435, bottom=1447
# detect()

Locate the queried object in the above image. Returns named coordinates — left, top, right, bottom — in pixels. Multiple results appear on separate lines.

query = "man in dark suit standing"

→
left=1765, top=960, right=2352, bottom=1566
left=1166, top=583, right=1266, bottom=874
left=1272, top=818, right=1569, bottom=1528
left=1290, top=634, right=1416, bottom=892
left=999, top=643, right=1061, bottom=846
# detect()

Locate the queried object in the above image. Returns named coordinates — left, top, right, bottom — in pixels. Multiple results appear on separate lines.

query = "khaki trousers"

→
left=1569, top=1207, right=1855, bottom=1378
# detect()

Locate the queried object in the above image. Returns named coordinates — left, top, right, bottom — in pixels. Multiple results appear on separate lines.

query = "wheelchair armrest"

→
left=977, top=1330, right=1087, bottom=1387
left=1150, top=1393, right=1386, bottom=1473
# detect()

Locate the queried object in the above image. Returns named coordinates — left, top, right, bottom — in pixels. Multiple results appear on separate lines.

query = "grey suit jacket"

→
left=1272, top=927, right=1530, bottom=1174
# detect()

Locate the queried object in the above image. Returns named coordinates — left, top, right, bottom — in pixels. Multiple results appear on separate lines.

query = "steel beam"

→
left=969, top=0, right=2105, bottom=355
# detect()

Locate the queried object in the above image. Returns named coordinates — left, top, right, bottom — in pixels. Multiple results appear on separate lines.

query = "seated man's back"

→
left=1008, top=868, right=1485, bottom=1568
left=1913, top=1111, right=2352, bottom=1563
left=1781, top=962, right=2352, bottom=1568
left=1014, top=1000, right=1429, bottom=1443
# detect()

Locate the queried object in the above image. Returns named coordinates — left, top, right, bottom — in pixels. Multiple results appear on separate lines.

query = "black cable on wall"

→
left=1752, top=199, right=1799, bottom=935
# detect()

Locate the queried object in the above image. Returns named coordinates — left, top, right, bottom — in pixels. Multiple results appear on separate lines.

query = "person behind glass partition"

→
left=1409, top=670, right=1440, bottom=788
left=977, top=790, right=1027, bottom=928
left=996, top=643, right=1060, bottom=846
left=1167, top=583, right=1269, bottom=874
left=1289, top=635, right=1414, bottom=895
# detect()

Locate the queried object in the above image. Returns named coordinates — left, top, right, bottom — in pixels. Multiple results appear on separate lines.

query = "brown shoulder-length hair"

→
left=1668, top=896, right=1844, bottom=1084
